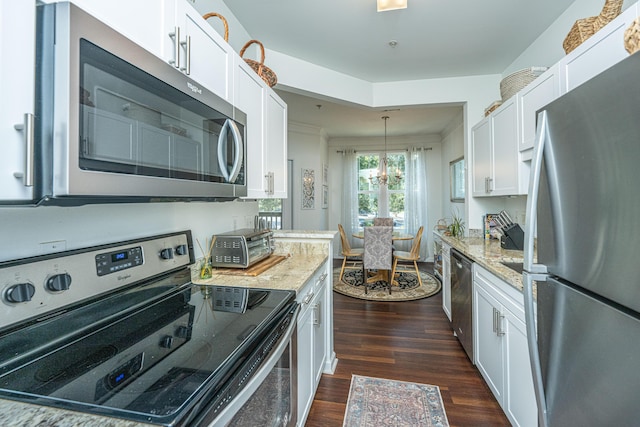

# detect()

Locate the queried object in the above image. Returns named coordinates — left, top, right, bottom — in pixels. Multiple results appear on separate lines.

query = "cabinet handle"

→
left=168, top=26, right=180, bottom=69
left=313, top=301, right=321, bottom=325
left=492, top=307, right=497, bottom=333
left=319, top=272, right=327, bottom=282
left=302, top=291, right=314, bottom=305
left=497, top=312, right=505, bottom=336
left=13, top=113, right=35, bottom=187
left=269, top=172, right=274, bottom=195
left=180, top=35, right=191, bottom=75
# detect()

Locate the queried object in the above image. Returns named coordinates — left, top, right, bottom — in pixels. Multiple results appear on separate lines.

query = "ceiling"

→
left=224, top=0, right=577, bottom=138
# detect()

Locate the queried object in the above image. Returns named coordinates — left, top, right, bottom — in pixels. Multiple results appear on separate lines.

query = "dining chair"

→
left=363, top=226, right=393, bottom=294
left=338, top=224, right=364, bottom=284
left=373, top=217, right=394, bottom=226
left=391, top=226, right=424, bottom=287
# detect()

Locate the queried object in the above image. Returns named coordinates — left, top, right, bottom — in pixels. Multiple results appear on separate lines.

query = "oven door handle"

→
left=208, top=303, right=299, bottom=426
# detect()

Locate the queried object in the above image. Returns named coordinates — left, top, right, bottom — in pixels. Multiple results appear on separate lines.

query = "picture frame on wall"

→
left=322, top=185, right=328, bottom=209
left=322, top=163, right=328, bottom=185
left=302, top=168, right=315, bottom=209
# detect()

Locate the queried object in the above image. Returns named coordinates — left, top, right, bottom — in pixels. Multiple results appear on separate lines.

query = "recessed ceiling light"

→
left=377, top=0, right=407, bottom=12
left=388, top=40, right=398, bottom=48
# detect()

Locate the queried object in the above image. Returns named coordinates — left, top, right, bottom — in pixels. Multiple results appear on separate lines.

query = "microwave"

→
left=33, top=2, right=246, bottom=204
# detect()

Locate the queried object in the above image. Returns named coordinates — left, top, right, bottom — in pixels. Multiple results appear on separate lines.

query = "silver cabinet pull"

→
left=13, top=113, right=35, bottom=187
left=496, top=312, right=505, bottom=336
left=168, top=26, right=180, bottom=69
left=302, top=291, right=314, bottom=305
left=180, top=35, right=191, bottom=75
left=487, top=177, right=493, bottom=193
left=492, top=307, right=497, bottom=333
left=313, top=301, right=321, bottom=325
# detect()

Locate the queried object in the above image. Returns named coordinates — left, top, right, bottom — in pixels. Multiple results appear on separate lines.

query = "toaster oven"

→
left=211, top=229, right=273, bottom=268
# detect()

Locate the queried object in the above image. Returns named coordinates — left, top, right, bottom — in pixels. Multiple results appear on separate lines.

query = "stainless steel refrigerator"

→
left=523, top=52, right=640, bottom=427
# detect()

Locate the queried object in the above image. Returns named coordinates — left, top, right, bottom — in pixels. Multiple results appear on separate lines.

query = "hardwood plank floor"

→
left=304, top=262, right=510, bottom=427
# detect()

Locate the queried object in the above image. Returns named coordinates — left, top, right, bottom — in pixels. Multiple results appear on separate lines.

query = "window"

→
left=357, top=152, right=406, bottom=230
left=257, top=199, right=282, bottom=229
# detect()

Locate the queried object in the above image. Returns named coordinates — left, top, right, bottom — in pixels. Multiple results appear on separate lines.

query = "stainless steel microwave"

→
left=33, top=2, right=246, bottom=204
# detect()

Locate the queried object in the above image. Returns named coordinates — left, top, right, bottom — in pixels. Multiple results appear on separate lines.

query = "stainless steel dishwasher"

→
left=451, top=248, right=473, bottom=362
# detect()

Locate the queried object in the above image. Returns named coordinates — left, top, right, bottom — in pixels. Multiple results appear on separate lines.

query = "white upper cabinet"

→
left=558, top=3, right=639, bottom=94
left=265, top=91, right=288, bottom=199
left=0, top=0, right=36, bottom=201
left=518, top=65, right=559, bottom=154
left=162, top=0, right=234, bottom=101
left=472, top=97, right=525, bottom=197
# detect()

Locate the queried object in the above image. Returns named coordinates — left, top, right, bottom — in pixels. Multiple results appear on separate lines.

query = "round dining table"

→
left=352, top=230, right=414, bottom=285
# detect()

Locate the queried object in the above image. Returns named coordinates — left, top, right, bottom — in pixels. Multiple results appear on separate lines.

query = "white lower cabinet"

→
left=296, top=261, right=329, bottom=426
left=473, top=264, right=537, bottom=427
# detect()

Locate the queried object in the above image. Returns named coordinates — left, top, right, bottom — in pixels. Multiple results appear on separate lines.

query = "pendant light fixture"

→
left=377, top=0, right=407, bottom=12
left=369, top=116, right=402, bottom=186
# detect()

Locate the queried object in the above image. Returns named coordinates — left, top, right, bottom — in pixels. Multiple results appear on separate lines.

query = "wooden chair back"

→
left=338, top=224, right=352, bottom=254
left=409, top=226, right=424, bottom=259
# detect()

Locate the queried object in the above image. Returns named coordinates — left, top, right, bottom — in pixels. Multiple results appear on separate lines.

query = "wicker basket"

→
left=500, top=67, right=548, bottom=102
left=563, top=0, right=623, bottom=54
left=624, top=18, right=640, bottom=54
left=240, top=40, right=278, bottom=87
left=202, top=12, right=229, bottom=42
left=484, top=100, right=503, bottom=117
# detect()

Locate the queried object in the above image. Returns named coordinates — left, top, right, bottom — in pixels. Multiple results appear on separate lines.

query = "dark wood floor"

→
left=304, top=261, right=510, bottom=427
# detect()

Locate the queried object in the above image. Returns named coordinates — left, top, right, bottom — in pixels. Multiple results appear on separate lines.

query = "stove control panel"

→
left=95, top=246, right=143, bottom=276
left=0, top=230, right=194, bottom=331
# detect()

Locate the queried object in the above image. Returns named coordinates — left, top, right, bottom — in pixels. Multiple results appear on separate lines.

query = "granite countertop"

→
left=437, top=232, right=528, bottom=292
left=191, top=253, right=328, bottom=294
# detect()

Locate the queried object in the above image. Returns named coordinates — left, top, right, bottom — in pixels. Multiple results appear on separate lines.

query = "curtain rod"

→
left=336, top=147, right=433, bottom=154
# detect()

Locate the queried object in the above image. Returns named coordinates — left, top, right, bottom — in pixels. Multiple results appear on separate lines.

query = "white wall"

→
left=440, top=111, right=465, bottom=226
left=287, top=123, right=330, bottom=231
left=0, top=201, right=258, bottom=262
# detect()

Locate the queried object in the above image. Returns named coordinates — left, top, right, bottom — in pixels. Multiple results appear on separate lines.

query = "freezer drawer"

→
left=537, top=277, right=640, bottom=426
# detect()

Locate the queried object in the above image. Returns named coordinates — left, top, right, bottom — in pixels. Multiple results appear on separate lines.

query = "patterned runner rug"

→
left=333, top=268, right=441, bottom=302
left=343, top=375, right=450, bottom=427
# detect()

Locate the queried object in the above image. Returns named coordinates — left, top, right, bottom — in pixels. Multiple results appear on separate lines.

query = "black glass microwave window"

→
left=79, top=39, right=244, bottom=184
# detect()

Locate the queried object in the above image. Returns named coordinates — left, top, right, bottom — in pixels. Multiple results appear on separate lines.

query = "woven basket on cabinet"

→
left=562, top=0, right=623, bottom=54
left=624, top=18, right=640, bottom=54
left=202, top=12, right=229, bottom=42
left=499, top=67, right=548, bottom=102
left=240, top=40, right=278, bottom=87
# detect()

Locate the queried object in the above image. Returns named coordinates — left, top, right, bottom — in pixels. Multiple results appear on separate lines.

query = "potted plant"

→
left=447, top=210, right=466, bottom=238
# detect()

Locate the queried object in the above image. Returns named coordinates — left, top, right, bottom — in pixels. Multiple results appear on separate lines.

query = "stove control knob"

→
left=160, top=248, right=173, bottom=260
left=46, top=273, right=72, bottom=292
left=160, top=335, right=174, bottom=349
left=175, top=244, right=188, bottom=256
left=4, top=283, right=36, bottom=303
left=176, top=325, right=192, bottom=339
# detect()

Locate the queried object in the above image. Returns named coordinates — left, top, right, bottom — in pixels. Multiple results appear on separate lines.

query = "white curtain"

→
left=404, top=147, right=429, bottom=259
left=341, top=149, right=360, bottom=248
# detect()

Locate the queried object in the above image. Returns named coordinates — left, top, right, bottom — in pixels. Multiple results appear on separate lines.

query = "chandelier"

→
left=369, top=116, right=402, bottom=186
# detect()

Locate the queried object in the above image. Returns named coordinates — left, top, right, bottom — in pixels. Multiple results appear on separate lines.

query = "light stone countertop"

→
left=437, top=232, right=528, bottom=292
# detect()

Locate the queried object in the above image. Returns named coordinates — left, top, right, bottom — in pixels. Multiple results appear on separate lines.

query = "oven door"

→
left=197, top=306, right=298, bottom=427
left=37, top=2, right=246, bottom=201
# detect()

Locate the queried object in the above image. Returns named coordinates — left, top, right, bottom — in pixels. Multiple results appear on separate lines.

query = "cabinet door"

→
left=559, top=4, right=638, bottom=94
left=503, top=309, right=538, bottom=427
left=235, top=60, right=268, bottom=198
left=474, top=284, right=505, bottom=403
left=161, top=0, right=232, bottom=101
left=312, top=292, right=326, bottom=384
left=70, top=0, right=163, bottom=56
left=265, top=91, right=288, bottom=199
left=471, top=118, right=492, bottom=196
left=297, top=302, right=314, bottom=425
left=490, top=99, right=519, bottom=196
left=518, top=66, right=558, bottom=153
left=0, top=0, right=35, bottom=200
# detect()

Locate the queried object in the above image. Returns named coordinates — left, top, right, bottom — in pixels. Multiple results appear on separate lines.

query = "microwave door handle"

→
left=217, top=120, right=231, bottom=182
left=225, top=119, right=243, bottom=183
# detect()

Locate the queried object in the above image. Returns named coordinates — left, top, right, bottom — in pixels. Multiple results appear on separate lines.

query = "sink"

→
left=501, top=262, right=524, bottom=274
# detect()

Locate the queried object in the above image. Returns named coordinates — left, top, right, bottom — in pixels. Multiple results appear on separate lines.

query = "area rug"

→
left=333, top=267, right=441, bottom=302
left=343, top=375, right=450, bottom=427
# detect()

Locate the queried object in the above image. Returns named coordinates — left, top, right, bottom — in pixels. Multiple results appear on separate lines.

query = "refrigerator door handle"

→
left=524, top=110, right=548, bottom=274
